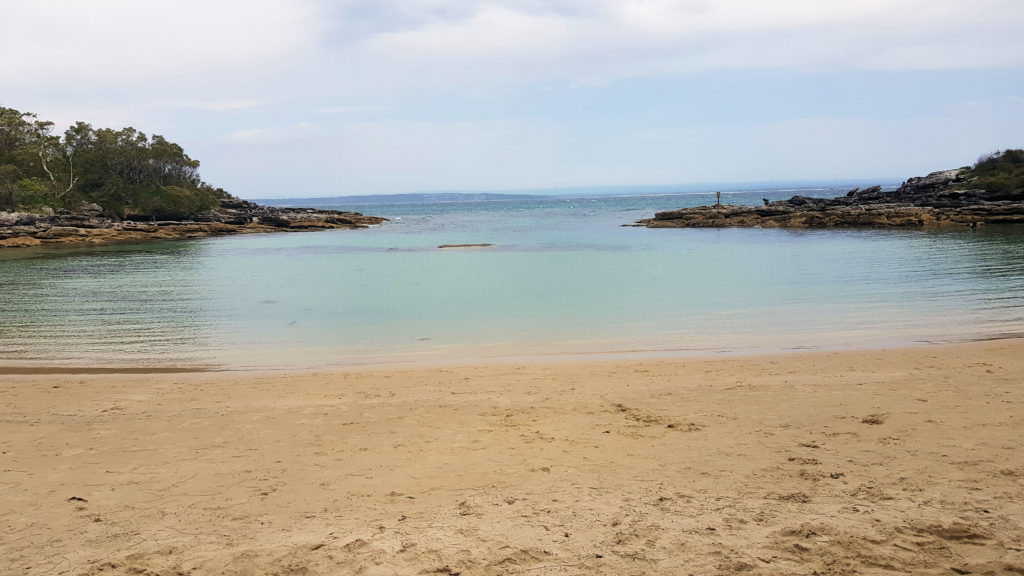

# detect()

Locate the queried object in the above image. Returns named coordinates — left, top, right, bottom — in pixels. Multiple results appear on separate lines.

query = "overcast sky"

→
left=3, top=0, right=1023, bottom=198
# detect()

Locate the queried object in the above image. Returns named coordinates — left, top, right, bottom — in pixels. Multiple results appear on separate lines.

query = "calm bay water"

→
left=2, top=189, right=1023, bottom=369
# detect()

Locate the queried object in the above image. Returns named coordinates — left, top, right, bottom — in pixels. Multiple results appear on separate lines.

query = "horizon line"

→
left=244, top=177, right=904, bottom=201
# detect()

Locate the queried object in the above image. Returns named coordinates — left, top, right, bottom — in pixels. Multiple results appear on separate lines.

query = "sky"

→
left=3, top=0, right=1024, bottom=199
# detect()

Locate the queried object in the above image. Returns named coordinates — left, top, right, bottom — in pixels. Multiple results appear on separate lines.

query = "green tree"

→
left=0, top=164, right=18, bottom=210
left=2, top=106, right=231, bottom=215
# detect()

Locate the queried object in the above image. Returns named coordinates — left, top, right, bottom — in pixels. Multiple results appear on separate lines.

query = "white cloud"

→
left=0, top=0, right=322, bottom=86
left=196, top=100, right=265, bottom=112
left=4, top=0, right=1021, bottom=196
left=366, top=5, right=573, bottom=58
left=226, top=122, right=316, bottom=143
left=316, top=105, right=393, bottom=115
left=186, top=0, right=989, bottom=111
left=344, top=0, right=1024, bottom=83
left=6, top=0, right=1021, bottom=104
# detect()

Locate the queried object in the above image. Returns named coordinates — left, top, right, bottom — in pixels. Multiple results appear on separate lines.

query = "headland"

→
left=639, top=150, right=1024, bottom=228
left=0, top=198, right=386, bottom=248
left=1, top=106, right=386, bottom=248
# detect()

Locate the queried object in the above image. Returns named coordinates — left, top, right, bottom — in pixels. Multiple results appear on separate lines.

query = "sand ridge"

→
left=2, top=340, right=1023, bottom=575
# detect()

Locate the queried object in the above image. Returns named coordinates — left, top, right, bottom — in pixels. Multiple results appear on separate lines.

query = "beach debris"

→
left=67, top=496, right=88, bottom=502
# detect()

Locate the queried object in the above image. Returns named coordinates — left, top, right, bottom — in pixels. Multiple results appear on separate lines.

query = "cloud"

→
left=344, top=0, right=1024, bottom=84
left=226, top=122, right=316, bottom=143
left=0, top=0, right=322, bottom=86
left=316, top=105, right=393, bottom=115
left=196, top=100, right=265, bottom=112
left=4, top=0, right=1021, bottom=196
left=6, top=0, right=1021, bottom=106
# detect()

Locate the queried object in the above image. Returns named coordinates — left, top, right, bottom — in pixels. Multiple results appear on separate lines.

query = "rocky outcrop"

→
left=637, top=168, right=1024, bottom=229
left=0, top=199, right=387, bottom=248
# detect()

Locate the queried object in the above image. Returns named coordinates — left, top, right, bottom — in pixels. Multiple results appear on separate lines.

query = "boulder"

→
left=80, top=202, right=104, bottom=215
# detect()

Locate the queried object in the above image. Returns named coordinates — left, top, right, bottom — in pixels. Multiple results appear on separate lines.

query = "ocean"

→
left=1, top=187, right=1022, bottom=369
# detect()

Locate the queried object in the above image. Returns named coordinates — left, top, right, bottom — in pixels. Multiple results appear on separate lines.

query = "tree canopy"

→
left=0, top=106, right=229, bottom=217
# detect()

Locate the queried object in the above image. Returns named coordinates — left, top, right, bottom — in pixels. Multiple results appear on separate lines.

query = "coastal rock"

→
left=847, top=185, right=882, bottom=199
left=80, top=202, right=104, bottom=216
left=898, top=169, right=966, bottom=195
left=0, top=198, right=387, bottom=248
left=0, top=236, right=41, bottom=248
left=638, top=167, right=1024, bottom=229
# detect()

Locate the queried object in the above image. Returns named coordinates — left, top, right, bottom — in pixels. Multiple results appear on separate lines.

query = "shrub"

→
left=132, top=185, right=220, bottom=219
left=963, top=149, right=1024, bottom=197
left=12, top=178, right=62, bottom=213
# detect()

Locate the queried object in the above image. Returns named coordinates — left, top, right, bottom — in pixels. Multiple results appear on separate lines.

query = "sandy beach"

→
left=2, top=340, right=1023, bottom=575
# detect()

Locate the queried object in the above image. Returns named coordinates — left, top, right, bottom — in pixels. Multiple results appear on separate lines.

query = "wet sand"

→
left=2, top=340, right=1023, bottom=575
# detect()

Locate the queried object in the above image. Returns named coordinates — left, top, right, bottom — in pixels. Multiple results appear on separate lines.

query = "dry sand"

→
left=2, top=340, right=1024, bottom=575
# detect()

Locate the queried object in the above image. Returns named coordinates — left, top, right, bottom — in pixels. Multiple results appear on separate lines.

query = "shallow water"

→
left=1, top=189, right=1022, bottom=369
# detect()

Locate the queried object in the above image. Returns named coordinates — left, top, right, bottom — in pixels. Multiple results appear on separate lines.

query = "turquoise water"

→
left=2, top=189, right=1023, bottom=369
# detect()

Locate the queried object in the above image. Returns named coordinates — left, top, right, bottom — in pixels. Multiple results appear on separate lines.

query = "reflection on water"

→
left=1, top=192, right=1022, bottom=369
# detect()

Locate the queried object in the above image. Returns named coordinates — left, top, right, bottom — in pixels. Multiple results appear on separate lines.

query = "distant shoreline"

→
left=251, top=182, right=900, bottom=207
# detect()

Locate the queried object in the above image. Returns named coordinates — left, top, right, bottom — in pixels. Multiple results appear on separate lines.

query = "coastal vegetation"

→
left=0, top=106, right=228, bottom=218
left=959, top=149, right=1024, bottom=197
